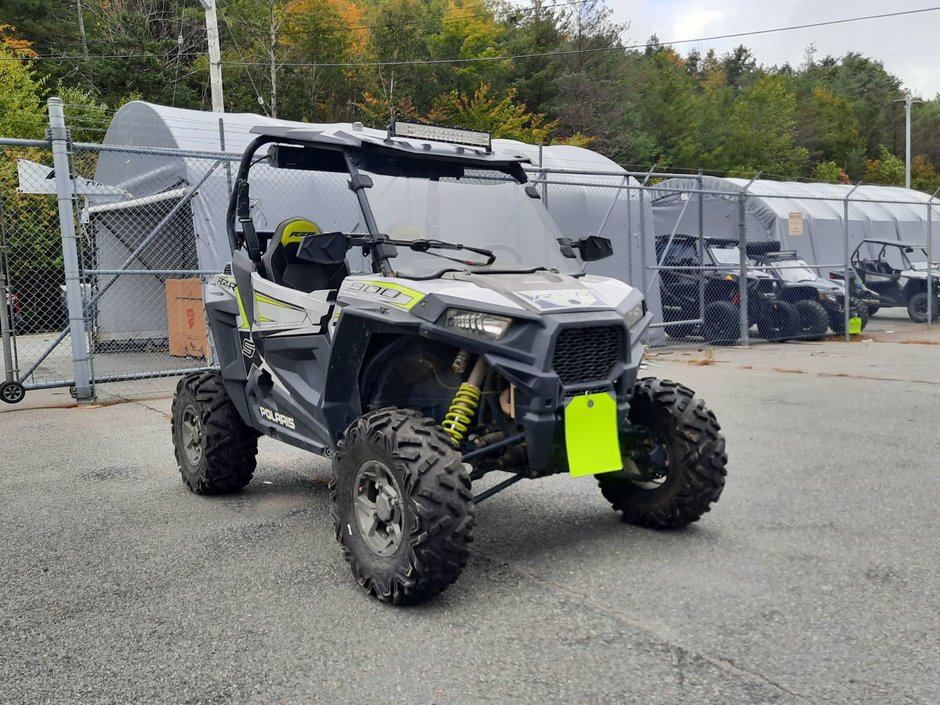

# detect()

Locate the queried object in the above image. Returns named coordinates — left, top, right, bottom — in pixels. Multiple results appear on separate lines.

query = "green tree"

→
left=428, top=83, right=557, bottom=143
left=0, top=39, right=44, bottom=138
left=721, top=74, right=808, bottom=177
left=812, top=161, right=844, bottom=183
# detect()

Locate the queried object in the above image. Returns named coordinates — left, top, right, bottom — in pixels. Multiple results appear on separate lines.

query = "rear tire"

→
left=702, top=301, right=739, bottom=345
left=757, top=300, right=799, bottom=341
left=793, top=300, right=829, bottom=340
left=598, top=378, right=727, bottom=529
left=331, top=408, right=475, bottom=604
left=171, top=371, right=259, bottom=495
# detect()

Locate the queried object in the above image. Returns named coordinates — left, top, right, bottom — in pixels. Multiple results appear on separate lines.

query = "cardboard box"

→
left=166, top=278, right=210, bottom=359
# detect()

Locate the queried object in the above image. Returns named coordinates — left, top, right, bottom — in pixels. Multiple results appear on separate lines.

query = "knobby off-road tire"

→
left=757, top=300, right=799, bottom=341
left=793, top=299, right=829, bottom=340
left=907, top=292, right=938, bottom=323
left=598, top=378, right=727, bottom=529
left=702, top=300, right=739, bottom=345
left=171, top=371, right=259, bottom=495
left=331, top=408, right=475, bottom=605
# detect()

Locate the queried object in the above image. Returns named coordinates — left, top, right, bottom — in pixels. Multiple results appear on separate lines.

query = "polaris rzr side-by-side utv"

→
left=171, top=122, right=727, bottom=604
left=841, top=239, right=940, bottom=323
left=750, top=249, right=873, bottom=338
left=655, top=234, right=798, bottom=344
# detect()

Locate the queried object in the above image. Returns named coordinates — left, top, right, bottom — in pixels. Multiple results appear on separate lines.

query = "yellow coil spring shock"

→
left=441, top=383, right=482, bottom=445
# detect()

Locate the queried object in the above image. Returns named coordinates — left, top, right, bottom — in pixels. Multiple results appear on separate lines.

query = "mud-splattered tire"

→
left=793, top=299, right=829, bottom=340
left=171, top=371, right=259, bottom=495
left=598, top=378, right=727, bottom=529
left=331, top=408, right=474, bottom=605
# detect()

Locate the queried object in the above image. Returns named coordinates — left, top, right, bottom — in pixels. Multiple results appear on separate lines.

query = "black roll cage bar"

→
left=226, top=135, right=396, bottom=275
left=225, top=134, right=530, bottom=277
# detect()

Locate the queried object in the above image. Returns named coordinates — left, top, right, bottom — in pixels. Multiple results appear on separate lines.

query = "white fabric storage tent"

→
left=87, top=102, right=664, bottom=344
left=650, top=176, right=940, bottom=271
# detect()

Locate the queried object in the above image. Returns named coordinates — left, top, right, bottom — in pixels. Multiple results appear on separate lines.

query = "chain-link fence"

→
left=1, top=99, right=938, bottom=405
left=535, top=171, right=938, bottom=349
left=1, top=142, right=75, bottom=395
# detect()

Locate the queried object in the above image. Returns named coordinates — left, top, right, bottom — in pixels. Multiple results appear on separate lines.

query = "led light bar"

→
left=389, top=121, right=491, bottom=151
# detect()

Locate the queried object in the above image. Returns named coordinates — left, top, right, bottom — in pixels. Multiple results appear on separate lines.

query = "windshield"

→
left=903, top=248, right=930, bottom=269
left=770, top=259, right=818, bottom=283
left=709, top=247, right=744, bottom=267
left=362, top=168, right=580, bottom=278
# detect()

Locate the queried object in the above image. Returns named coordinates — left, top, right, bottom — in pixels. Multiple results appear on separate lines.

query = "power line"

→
left=2, top=5, right=938, bottom=68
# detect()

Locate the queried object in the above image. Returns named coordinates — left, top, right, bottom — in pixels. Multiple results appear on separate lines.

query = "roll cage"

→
left=225, top=132, right=530, bottom=276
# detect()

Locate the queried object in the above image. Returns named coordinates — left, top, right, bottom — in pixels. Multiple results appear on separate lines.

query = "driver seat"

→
left=262, top=218, right=348, bottom=292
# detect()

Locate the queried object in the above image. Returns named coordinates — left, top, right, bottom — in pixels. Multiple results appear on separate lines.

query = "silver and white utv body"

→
left=200, top=122, right=653, bottom=476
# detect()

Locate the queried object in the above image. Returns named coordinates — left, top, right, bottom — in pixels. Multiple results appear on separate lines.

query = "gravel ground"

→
left=1, top=335, right=938, bottom=704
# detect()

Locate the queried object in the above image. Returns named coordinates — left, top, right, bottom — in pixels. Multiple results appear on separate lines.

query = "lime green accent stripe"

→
left=254, top=292, right=301, bottom=310
left=280, top=219, right=320, bottom=245
left=564, top=393, right=623, bottom=477
left=234, top=286, right=249, bottom=330
left=362, top=280, right=426, bottom=310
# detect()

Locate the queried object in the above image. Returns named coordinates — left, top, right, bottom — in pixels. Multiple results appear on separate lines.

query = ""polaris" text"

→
left=259, top=406, right=296, bottom=430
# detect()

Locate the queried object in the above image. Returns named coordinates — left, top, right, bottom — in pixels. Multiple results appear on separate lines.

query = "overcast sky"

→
left=605, top=0, right=939, bottom=98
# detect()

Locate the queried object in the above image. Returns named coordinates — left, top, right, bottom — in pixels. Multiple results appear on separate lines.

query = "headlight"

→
left=819, top=291, right=837, bottom=302
left=444, top=309, right=512, bottom=339
left=624, top=301, right=645, bottom=328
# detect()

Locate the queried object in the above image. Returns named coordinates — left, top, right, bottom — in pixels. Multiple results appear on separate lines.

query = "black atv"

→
left=844, top=239, right=940, bottom=323
left=655, top=234, right=798, bottom=344
left=751, top=249, right=873, bottom=339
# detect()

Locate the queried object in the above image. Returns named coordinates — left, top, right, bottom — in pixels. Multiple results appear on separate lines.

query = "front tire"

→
left=598, top=378, right=727, bottom=529
left=907, top=292, right=938, bottom=323
left=331, top=408, right=475, bottom=604
left=171, top=371, right=259, bottom=494
left=757, top=300, right=799, bottom=341
left=793, top=299, right=829, bottom=340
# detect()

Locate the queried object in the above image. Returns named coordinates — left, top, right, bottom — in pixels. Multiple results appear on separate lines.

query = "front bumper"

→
left=483, top=311, right=651, bottom=474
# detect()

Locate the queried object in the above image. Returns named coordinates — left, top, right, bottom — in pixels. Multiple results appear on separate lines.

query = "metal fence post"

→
left=928, top=187, right=939, bottom=328
left=0, top=197, right=15, bottom=383
left=843, top=182, right=862, bottom=342
left=697, top=169, right=705, bottom=328
left=48, top=97, right=94, bottom=401
left=733, top=174, right=761, bottom=346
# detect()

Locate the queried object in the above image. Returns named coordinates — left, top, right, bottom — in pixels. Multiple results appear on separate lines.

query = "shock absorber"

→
left=442, top=354, right=488, bottom=446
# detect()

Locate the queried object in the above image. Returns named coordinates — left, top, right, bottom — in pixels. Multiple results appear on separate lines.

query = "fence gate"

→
left=0, top=100, right=218, bottom=405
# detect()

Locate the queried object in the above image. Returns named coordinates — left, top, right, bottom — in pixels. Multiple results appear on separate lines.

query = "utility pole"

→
left=894, top=95, right=922, bottom=189
left=75, top=0, right=89, bottom=57
left=197, top=0, right=225, bottom=113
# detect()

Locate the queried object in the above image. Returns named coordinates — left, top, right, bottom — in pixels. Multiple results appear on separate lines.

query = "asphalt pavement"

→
left=1, top=333, right=938, bottom=704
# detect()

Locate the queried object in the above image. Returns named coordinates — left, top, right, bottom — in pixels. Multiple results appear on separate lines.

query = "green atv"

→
left=171, top=121, right=728, bottom=604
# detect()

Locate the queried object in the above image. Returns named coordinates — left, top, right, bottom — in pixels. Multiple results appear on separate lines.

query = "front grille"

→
left=552, top=326, right=625, bottom=385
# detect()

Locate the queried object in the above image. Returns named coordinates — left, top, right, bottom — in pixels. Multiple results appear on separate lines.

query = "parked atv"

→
left=751, top=249, right=873, bottom=338
left=848, top=239, right=940, bottom=323
left=171, top=122, right=728, bottom=604
left=655, top=234, right=798, bottom=344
